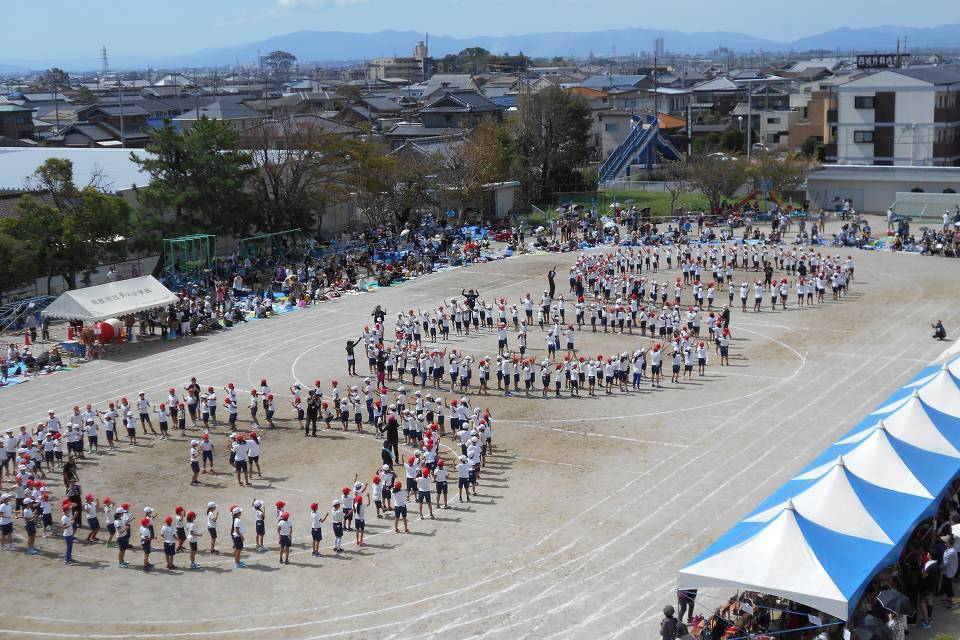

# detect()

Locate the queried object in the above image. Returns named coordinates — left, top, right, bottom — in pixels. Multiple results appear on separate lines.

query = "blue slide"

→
left=598, top=114, right=682, bottom=185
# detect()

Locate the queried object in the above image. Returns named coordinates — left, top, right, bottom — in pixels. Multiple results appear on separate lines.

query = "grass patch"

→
left=546, top=190, right=711, bottom=219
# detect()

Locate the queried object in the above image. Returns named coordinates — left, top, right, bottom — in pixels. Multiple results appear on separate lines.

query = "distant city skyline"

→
left=0, top=0, right=953, bottom=61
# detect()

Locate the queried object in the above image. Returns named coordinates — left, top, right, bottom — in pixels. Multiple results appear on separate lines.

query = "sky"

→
left=0, top=0, right=952, bottom=61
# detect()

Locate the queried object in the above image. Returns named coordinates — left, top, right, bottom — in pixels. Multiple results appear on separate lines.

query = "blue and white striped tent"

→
left=677, top=357, right=960, bottom=621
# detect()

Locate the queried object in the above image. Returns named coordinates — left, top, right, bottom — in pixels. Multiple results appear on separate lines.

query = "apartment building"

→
left=834, top=68, right=960, bottom=166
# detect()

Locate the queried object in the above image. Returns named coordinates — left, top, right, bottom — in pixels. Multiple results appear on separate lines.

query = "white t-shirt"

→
left=61, top=514, right=74, bottom=537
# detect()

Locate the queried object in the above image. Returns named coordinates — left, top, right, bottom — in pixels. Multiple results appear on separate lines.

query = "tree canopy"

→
left=513, top=86, right=592, bottom=203
left=131, top=117, right=255, bottom=237
left=0, top=158, right=131, bottom=291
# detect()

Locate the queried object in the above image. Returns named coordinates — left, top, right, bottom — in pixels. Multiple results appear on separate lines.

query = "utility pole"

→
left=117, top=73, right=125, bottom=149
left=746, top=79, right=753, bottom=161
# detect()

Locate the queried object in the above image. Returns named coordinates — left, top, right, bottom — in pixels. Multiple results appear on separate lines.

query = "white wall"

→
left=835, top=70, right=936, bottom=166
left=807, top=165, right=960, bottom=213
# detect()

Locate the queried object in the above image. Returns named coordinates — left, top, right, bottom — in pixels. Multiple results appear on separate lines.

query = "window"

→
left=854, top=96, right=876, bottom=109
left=853, top=130, right=874, bottom=143
left=766, top=117, right=780, bottom=124
left=605, top=123, right=620, bottom=133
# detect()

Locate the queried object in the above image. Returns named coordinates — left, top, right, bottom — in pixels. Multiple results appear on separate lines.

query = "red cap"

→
left=164, top=516, right=173, bottom=525
left=103, top=497, right=112, bottom=505
left=372, top=475, right=381, bottom=484
left=437, top=460, right=445, bottom=467
left=393, top=481, right=402, bottom=490
left=187, top=511, right=196, bottom=519
left=353, top=495, right=362, bottom=504
left=310, top=503, right=319, bottom=511
left=175, top=505, right=184, bottom=514
left=341, top=487, right=351, bottom=495
left=85, top=493, right=94, bottom=501
left=140, top=517, right=151, bottom=526
left=422, top=467, right=430, bottom=476
left=408, top=456, right=415, bottom=465
left=275, top=500, right=285, bottom=508
left=121, top=503, right=130, bottom=510
left=281, top=511, right=290, bottom=520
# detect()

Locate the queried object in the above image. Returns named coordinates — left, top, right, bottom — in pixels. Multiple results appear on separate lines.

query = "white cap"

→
left=253, top=499, right=263, bottom=507
left=332, top=499, right=341, bottom=506
left=382, top=464, right=390, bottom=471
left=207, top=501, right=217, bottom=508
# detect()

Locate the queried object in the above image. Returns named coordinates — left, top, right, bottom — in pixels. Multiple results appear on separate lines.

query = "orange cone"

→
left=23, top=330, right=31, bottom=346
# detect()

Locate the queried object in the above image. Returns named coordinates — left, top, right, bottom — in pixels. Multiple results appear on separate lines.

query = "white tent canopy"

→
left=42, top=276, right=178, bottom=322
left=678, top=503, right=849, bottom=619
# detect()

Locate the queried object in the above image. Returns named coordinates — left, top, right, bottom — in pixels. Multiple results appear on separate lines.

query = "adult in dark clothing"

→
left=677, top=589, right=698, bottom=623
left=304, top=391, right=319, bottom=437
left=380, top=414, right=400, bottom=463
left=345, top=337, right=362, bottom=375
left=547, top=267, right=557, bottom=300
left=461, top=289, right=478, bottom=310
left=62, top=460, right=79, bottom=490
left=660, top=605, right=680, bottom=640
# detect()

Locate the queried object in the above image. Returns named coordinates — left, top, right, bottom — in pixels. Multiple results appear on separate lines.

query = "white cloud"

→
left=276, top=0, right=367, bottom=9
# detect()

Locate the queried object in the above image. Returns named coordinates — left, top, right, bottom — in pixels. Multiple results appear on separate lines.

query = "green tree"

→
left=263, top=50, right=297, bottom=76
left=42, top=67, right=70, bottom=90
left=131, top=117, right=255, bottom=237
left=0, top=158, right=131, bottom=290
left=76, top=86, right=97, bottom=104
left=0, top=233, right=37, bottom=302
left=688, top=155, right=748, bottom=213
left=513, top=86, right=592, bottom=203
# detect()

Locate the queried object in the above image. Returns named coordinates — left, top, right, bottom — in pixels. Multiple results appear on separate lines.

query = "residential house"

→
left=606, top=87, right=691, bottom=115
left=579, top=75, right=652, bottom=91
left=238, top=114, right=362, bottom=149
left=0, top=103, right=35, bottom=143
left=691, top=77, right=741, bottom=115
left=421, top=74, right=479, bottom=100
left=173, top=100, right=264, bottom=132
left=567, top=87, right=610, bottom=109
left=417, top=91, right=504, bottom=130
left=833, top=68, right=960, bottom=166
left=382, top=122, right=462, bottom=150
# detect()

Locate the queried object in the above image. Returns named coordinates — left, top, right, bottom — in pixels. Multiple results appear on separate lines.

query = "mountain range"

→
left=3, top=24, right=959, bottom=72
